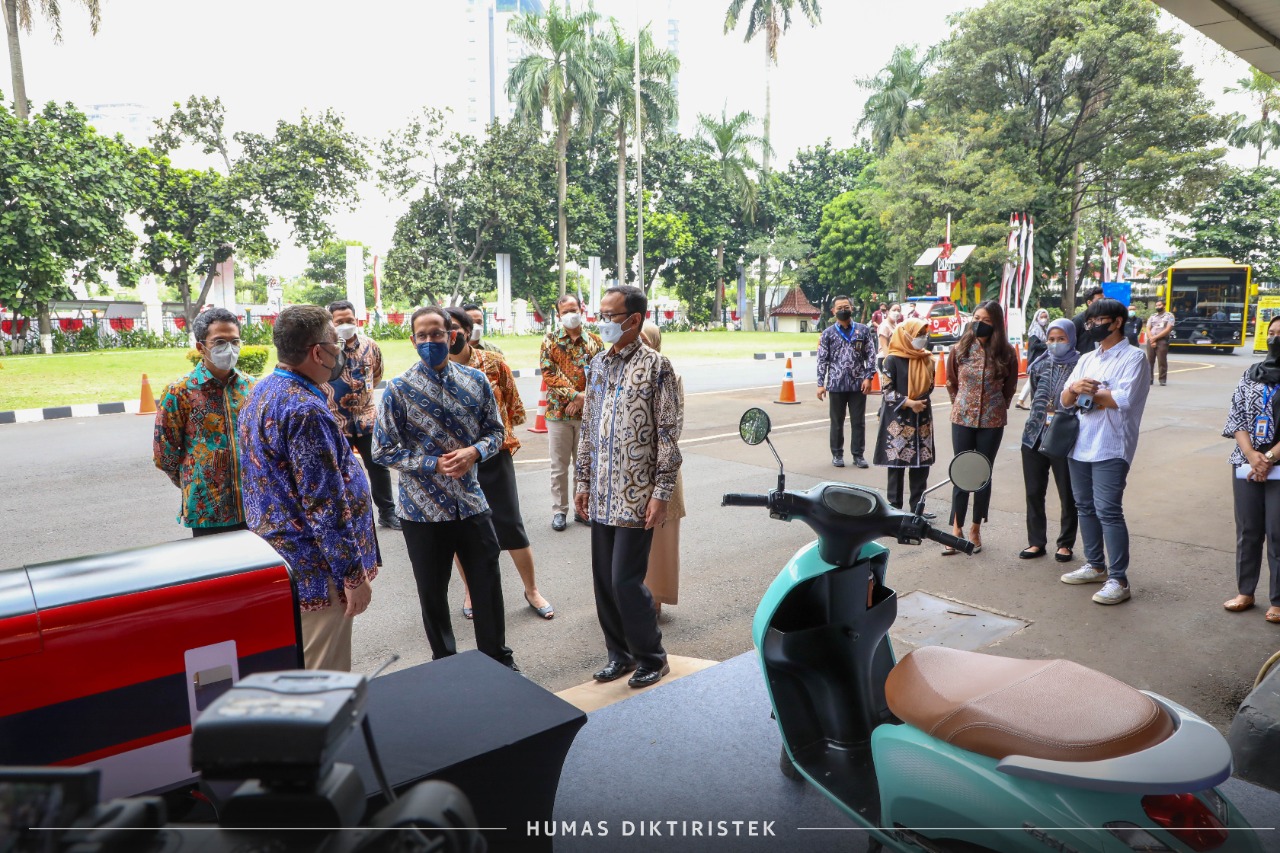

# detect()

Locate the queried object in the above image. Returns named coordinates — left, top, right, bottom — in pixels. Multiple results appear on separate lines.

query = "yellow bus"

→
left=1155, top=258, right=1256, bottom=353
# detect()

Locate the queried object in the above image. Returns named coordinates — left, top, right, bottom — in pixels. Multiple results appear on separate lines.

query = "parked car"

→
left=906, top=297, right=971, bottom=349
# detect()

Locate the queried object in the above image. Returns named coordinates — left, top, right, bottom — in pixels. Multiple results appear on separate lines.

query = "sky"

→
left=9, top=0, right=1266, bottom=277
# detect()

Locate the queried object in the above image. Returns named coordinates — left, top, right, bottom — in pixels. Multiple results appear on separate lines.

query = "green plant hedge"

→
left=185, top=345, right=269, bottom=376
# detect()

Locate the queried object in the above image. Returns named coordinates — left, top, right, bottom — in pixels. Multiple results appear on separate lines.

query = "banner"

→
left=345, top=245, right=366, bottom=320
left=1254, top=295, right=1280, bottom=353
left=1102, top=282, right=1131, bottom=307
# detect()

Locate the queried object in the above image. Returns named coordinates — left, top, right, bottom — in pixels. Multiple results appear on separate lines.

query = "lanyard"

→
left=836, top=324, right=855, bottom=345
left=273, top=367, right=326, bottom=401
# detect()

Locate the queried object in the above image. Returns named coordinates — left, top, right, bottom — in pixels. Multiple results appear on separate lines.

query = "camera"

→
left=2, top=671, right=485, bottom=853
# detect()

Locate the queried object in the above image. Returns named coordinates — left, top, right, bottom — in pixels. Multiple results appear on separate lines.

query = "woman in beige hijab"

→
left=640, top=321, right=684, bottom=615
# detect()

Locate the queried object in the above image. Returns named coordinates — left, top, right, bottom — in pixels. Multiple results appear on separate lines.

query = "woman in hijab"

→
left=1016, top=308, right=1052, bottom=409
left=1018, top=318, right=1080, bottom=561
left=1222, top=315, right=1280, bottom=622
left=874, top=318, right=936, bottom=512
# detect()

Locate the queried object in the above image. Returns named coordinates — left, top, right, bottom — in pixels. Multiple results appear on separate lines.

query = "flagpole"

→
left=634, top=1, right=645, bottom=295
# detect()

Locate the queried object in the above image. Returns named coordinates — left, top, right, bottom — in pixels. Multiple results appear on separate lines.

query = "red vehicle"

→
left=906, top=297, right=971, bottom=350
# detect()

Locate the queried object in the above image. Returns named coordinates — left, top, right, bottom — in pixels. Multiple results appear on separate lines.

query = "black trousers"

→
left=192, top=522, right=248, bottom=538
left=1233, top=475, right=1280, bottom=607
left=401, top=514, right=515, bottom=667
left=350, top=431, right=395, bottom=515
left=829, top=391, right=868, bottom=457
left=887, top=467, right=930, bottom=512
left=950, top=424, right=1004, bottom=526
left=591, top=523, right=666, bottom=671
left=1021, top=446, right=1078, bottom=550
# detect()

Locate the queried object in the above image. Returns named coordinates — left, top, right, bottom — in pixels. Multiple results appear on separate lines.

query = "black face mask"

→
left=835, top=309, right=852, bottom=322
left=1269, top=336, right=1280, bottom=358
left=973, top=321, right=993, bottom=339
left=1088, top=321, right=1117, bottom=342
left=449, top=331, right=468, bottom=355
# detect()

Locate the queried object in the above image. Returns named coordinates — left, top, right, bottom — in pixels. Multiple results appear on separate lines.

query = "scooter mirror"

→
left=949, top=450, right=993, bottom=493
left=739, top=408, right=772, bottom=446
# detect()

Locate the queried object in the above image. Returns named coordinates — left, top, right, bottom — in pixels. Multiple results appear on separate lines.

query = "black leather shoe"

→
left=379, top=511, right=402, bottom=530
left=832, top=455, right=845, bottom=468
left=552, top=513, right=567, bottom=531
left=853, top=455, right=869, bottom=469
left=593, top=661, right=637, bottom=682
left=574, top=513, right=592, bottom=526
left=628, top=663, right=671, bottom=688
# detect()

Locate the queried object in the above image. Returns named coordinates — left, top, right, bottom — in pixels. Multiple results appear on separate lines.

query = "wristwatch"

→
left=1266, top=449, right=1275, bottom=462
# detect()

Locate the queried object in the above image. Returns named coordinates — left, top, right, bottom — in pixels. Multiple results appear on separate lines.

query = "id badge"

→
left=1255, top=415, right=1272, bottom=444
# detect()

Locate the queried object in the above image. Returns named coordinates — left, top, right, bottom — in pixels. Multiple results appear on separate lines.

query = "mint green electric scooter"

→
left=724, top=407, right=1260, bottom=853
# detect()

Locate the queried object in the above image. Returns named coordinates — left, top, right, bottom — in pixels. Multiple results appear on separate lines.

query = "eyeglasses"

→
left=413, top=329, right=453, bottom=343
left=1084, top=319, right=1118, bottom=330
left=598, top=311, right=632, bottom=323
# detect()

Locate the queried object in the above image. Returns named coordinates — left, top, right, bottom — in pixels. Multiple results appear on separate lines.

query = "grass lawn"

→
left=0, top=331, right=820, bottom=410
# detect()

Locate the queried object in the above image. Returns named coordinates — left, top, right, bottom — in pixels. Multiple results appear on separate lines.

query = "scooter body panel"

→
left=873, top=722, right=1262, bottom=852
left=751, top=540, right=888, bottom=650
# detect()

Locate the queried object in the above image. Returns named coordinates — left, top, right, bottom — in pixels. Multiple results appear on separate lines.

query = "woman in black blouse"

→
left=1223, top=315, right=1280, bottom=622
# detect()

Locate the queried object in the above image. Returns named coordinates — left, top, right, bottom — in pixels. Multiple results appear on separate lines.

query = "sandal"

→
left=1224, top=595, right=1255, bottom=613
left=942, top=536, right=968, bottom=557
left=1019, top=547, right=1046, bottom=560
left=524, top=591, right=555, bottom=620
left=969, top=526, right=983, bottom=554
left=1267, top=608, right=1280, bottom=624
left=1055, top=549, right=1073, bottom=563
left=461, top=604, right=474, bottom=620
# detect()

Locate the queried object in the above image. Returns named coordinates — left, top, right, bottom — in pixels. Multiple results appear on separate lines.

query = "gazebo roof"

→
left=769, top=286, right=821, bottom=318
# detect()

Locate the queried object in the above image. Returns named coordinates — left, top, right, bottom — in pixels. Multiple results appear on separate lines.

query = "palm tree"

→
left=4, top=0, right=101, bottom=355
left=593, top=22, right=678, bottom=283
left=723, top=0, right=821, bottom=323
left=856, top=44, right=935, bottom=156
left=1226, top=68, right=1280, bottom=167
left=695, top=107, right=767, bottom=323
left=507, top=2, right=599, bottom=297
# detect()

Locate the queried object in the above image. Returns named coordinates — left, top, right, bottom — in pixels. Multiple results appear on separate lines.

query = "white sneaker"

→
left=1093, top=579, right=1131, bottom=605
left=1060, top=564, right=1107, bottom=584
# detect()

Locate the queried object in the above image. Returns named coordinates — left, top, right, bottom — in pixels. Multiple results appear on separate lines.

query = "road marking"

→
left=1167, top=360, right=1215, bottom=375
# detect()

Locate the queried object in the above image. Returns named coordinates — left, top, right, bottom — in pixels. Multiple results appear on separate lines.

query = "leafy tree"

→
left=303, top=239, right=377, bottom=307
left=380, top=112, right=556, bottom=308
left=0, top=99, right=137, bottom=353
left=593, top=22, right=679, bottom=276
left=1171, top=167, right=1280, bottom=283
left=507, top=1, right=598, bottom=297
left=4, top=0, right=102, bottom=351
left=813, top=189, right=887, bottom=319
left=922, top=0, right=1224, bottom=311
left=142, top=95, right=369, bottom=332
left=1225, top=69, right=1280, bottom=168
left=855, top=44, right=935, bottom=155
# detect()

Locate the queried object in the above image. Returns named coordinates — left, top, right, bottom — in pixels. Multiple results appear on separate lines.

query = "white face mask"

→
left=207, top=341, right=240, bottom=371
left=470, top=326, right=482, bottom=342
left=561, top=311, right=583, bottom=329
left=335, top=323, right=358, bottom=341
left=910, top=336, right=928, bottom=350
left=890, top=311, right=902, bottom=322
left=598, top=317, right=631, bottom=345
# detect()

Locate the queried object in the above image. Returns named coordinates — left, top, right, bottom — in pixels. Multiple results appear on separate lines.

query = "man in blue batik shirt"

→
left=816, top=294, right=878, bottom=469
left=373, top=305, right=517, bottom=669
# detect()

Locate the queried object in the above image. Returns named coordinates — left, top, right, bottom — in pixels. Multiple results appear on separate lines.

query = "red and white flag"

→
left=1101, top=236, right=1113, bottom=282
left=1115, top=235, right=1129, bottom=282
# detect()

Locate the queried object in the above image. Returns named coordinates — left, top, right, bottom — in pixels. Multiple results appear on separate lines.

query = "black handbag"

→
left=1038, top=409, right=1079, bottom=459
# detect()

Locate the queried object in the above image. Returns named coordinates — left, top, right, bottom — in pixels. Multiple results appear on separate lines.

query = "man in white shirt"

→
left=1058, top=299, right=1152, bottom=604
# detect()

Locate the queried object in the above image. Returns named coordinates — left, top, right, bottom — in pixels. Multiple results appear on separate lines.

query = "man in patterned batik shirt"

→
left=575, top=285, right=682, bottom=689
left=240, top=305, right=379, bottom=671
left=541, top=293, right=603, bottom=531
left=153, top=307, right=255, bottom=536
left=323, top=300, right=399, bottom=530
left=373, top=306, right=518, bottom=670
left=816, top=294, right=878, bottom=469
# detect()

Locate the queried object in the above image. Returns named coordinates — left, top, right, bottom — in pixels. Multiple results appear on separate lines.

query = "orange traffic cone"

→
left=1138, top=329, right=1147, bottom=345
left=1018, top=343, right=1029, bottom=377
left=870, top=371, right=881, bottom=394
left=528, top=378, right=549, bottom=433
left=137, top=373, right=157, bottom=415
left=935, top=348, right=948, bottom=387
left=775, top=358, right=800, bottom=405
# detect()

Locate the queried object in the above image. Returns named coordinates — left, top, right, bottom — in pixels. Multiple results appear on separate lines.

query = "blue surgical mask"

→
left=1047, top=342, right=1073, bottom=359
left=416, top=341, right=449, bottom=368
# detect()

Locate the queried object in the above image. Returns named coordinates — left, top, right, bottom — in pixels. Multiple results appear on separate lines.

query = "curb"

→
left=0, top=368, right=546, bottom=426
left=753, top=350, right=818, bottom=361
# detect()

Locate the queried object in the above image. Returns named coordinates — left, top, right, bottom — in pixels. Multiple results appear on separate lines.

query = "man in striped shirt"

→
left=373, top=306, right=518, bottom=669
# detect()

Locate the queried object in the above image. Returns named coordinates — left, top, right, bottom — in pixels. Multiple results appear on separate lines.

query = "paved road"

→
left=2, top=350, right=1275, bottom=731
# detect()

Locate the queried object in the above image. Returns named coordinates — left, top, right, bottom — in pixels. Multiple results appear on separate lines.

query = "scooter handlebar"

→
left=722, top=493, right=770, bottom=508
left=924, top=525, right=975, bottom=554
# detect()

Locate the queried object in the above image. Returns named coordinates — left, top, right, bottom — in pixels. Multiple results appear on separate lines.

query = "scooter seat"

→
left=885, top=646, right=1173, bottom=762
